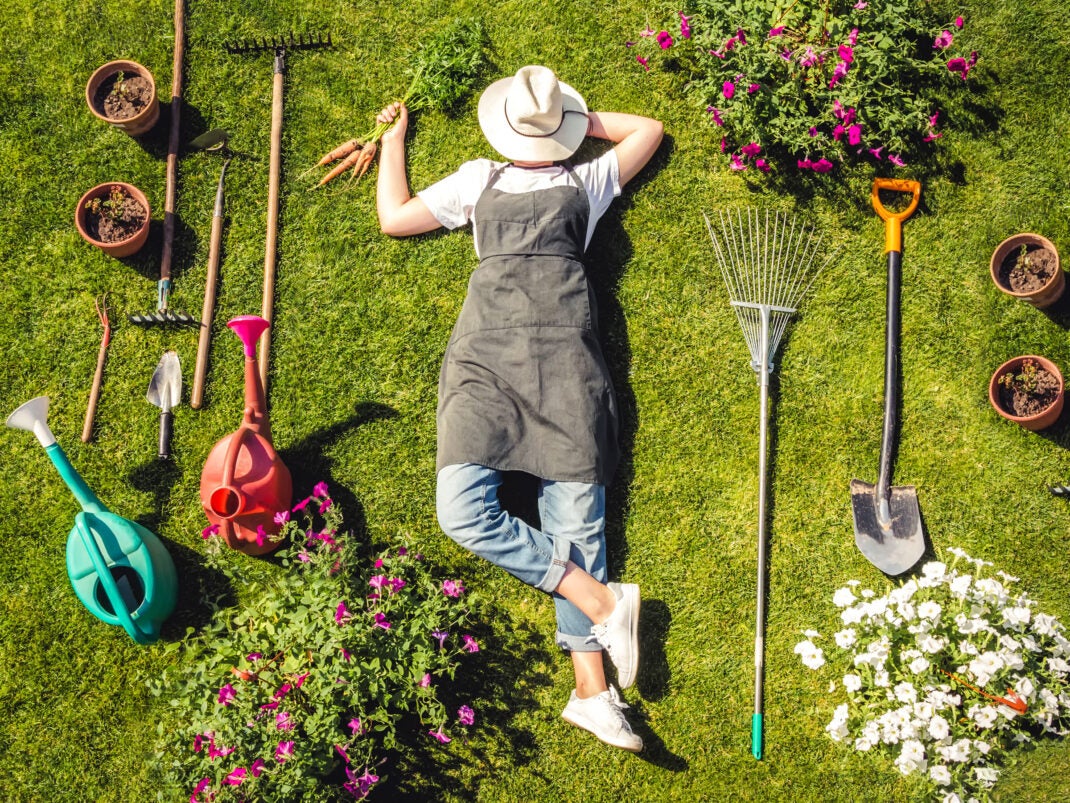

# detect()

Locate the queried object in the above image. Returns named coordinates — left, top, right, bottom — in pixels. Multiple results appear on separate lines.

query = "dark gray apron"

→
left=436, top=164, right=618, bottom=484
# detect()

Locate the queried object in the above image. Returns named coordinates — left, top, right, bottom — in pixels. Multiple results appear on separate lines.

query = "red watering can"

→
left=200, top=316, right=292, bottom=555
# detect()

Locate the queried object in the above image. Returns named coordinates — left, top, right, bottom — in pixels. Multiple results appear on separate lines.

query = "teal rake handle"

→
left=752, top=713, right=763, bottom=760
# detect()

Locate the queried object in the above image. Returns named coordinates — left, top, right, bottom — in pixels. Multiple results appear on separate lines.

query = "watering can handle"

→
left=46, top=443, right=106, bottom=514
left=75, top=515, right=156, bottom=644
left=871, top=178, right=921, bottom=254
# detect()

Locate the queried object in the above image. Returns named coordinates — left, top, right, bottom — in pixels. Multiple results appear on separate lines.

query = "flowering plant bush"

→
left=149, top=484, right=478, bottom=801
left=628, top=0, right=979, bottom=175
left=796, top=548, right=1070, bottom=801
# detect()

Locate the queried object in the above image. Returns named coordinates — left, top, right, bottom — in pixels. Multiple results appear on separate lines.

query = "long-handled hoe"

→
left=705, top=209, right=838, bottom=761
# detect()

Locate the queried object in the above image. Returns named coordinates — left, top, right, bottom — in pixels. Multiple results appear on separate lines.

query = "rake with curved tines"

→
left=704, top=208, right=838, bottom=762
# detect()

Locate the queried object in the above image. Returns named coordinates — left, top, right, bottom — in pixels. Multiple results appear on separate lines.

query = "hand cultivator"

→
left=705, top=208, right=838, bottom=761
left=224, top=31, right=332, bottom=393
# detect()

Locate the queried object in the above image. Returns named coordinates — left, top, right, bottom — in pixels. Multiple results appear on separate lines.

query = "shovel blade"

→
left=850, top=479, right=925, bottom=576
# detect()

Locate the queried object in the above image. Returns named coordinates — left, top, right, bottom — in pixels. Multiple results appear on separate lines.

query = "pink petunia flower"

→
left=888, top=154, right=906, bottom=166
left=656, top=30, right=673, bottom=49
left=797, top=158, right=812, bottom=169
left=853, top=0, right=867, bottom=7
left=348, top=717, right=364, bottom=735
left=679, top=12, right=691, bottom=39
left=292, top=496, right=312, bottom=513
left=933, top=30, right=953, bottom=49
left=729, top=154, right=747, bottom=171
left=428, top=728, right=452, bottom=744
left=442, top=579, right=465, bottom=597
left=276, top=740, right=295, bottom=763
left=273, top=509, right=289, bottom=526
left=722, top=80, right=735, bottom=99
left=419, top=673, right=432, bottom=688
left=276, top=711, right=294, bottom=731
left=847, top=124, right=862, bottom=146
left=335, top=602, right=350, bottom=625
left=636, top=55, right=649, bottom=71
left=768, top=26, right=785, bottom=38
left=250, top=759, right=266, bottom=778
left=954, top=16, right=964, bottom=28
left=458, top=705, right=476, bottom=726
left=706, top=106, right=724, bottom=126
left=868, top=146, right=884, bottom=160
left=374, top=612, right=392, bottom=630
left=838, top=44, right=854, bottom=63
left=462, top=634, right=480, bottom=653
left=848, top=27, right=859, bottom=45
left=741, top=142, right=761, bottom=158
left=318, top=498, right=332, bottom=514
left=217, top=684, right=236, bottom=706
left=201, top=524, right=220, bottom=540
left=812, top=158, right=834, bottom=173
left=755, top=159, right=771, bottom=173
left=223, top=767, right=246, bottom=787
left=255, top=525, right=268, bottom=548
left=747, top=83, right=760, bottom=94
left=829, top=61, right=849, bottom=88
left=639, top=25, right=655, bottom=37
left=312, top=481, right=329, bottom=498
left=191, top=777, right=212, bottom=803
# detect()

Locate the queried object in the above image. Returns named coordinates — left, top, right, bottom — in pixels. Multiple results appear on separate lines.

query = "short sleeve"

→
left=573, top=149, right=621, bottom=248
left=416, top=159, right=500, bottom=230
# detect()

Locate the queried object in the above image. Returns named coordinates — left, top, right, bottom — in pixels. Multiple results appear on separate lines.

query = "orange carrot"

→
left=349, top=142, right=378, bottom=182
left=318, top=147, right=365, bottom=186
left=317, top=138, right=360, bottom=167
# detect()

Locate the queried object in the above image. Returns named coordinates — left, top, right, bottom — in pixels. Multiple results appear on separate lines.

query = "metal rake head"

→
left=704, top=208, right=838, bottom=374
left=128, top=309, right=200, bottom=328
left=224, top=31, right=331, bottom=54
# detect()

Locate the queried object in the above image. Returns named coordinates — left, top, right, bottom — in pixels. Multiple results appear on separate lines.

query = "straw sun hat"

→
left=477, top=65, right=589, bottom=162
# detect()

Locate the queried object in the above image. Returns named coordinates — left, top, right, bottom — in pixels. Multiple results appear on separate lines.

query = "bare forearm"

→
left=587, top=111, right=663, bottom=186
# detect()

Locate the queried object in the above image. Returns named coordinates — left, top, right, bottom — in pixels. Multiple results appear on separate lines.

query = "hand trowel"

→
left=147, top=350, right=182, bottom=459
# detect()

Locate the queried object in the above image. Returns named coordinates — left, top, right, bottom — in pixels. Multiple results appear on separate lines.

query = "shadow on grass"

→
left=377, top=613, right=557, bottom=799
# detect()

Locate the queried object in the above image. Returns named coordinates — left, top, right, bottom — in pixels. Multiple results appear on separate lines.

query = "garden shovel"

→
left=850, top=178, right=925, bottom=576
left=147, top=350, right=181, bottom=459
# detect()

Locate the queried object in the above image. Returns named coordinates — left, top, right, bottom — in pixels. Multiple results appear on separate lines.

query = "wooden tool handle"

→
left=191, top=212, right=223, bottom=408
left=81, top=339, right=108, bottom=442
left=159, top=0, right=186, bottom=289
left=259, top=67, right=284, bottom=393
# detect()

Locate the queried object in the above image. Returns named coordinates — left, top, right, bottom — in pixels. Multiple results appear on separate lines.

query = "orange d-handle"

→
left=871, top=178, right=921, bottom=255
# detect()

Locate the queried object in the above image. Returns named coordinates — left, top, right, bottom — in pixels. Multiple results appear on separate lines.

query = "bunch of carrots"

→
left=309, top=17, right=488, bottom=188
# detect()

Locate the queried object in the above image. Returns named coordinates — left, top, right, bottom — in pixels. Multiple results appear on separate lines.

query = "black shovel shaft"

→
left=159, top=410, right=173, bottom=459
left=877, top=249, right=902, bottom=503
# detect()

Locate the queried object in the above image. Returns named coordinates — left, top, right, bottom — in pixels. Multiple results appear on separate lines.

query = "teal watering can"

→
left=6, top=397, right=177, bottom=644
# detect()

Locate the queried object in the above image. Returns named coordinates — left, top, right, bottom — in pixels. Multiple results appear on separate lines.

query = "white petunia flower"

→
left=1048, top=656, right=1070, bottom=675
left=895, top=739, right=926, bottom=775
left=929, top=764, right=952, bottom=786
left=974, top=766, right=999, bottom=786
left=909, top=655, right=931, bottom=675
left=940, top=794, right=962, bottom=803
left=894, top=682, right=918, bottom=704
left=1002, top=606, right=1031, bottom=628
left=1033, top=613, right=1058, bottom=637
left=843, top=673, right=862, bottom=693
left=917, top=600, right=942, bottom=620
left=861, top=588, right=876, bottom=599
left=834, top=628, right=857, bottom=649
left=918, top=634, right=946, bottom=654
left=833, top=587, right=857, bottom=608
left=841, top=606, right=865, bottom=625
left=873, top=668, right=891, bottom=687
left=826, top=703, right=850, bottom=742
left=945, top=739, right=973, bottom=762
left=928, top=714, right=950, bottom=740
left=949, top=574, right=972, bottom=597
left=969, top=705, right=997, bottom=729
left=794, top=639, right=825, bottom=670
left=922, top=561, right=947, bottom=581
left=913, top=700, right=934, bottom=722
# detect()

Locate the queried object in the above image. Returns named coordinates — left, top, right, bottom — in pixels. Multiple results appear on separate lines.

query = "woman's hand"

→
left=378, top=102, right=408, bottom=147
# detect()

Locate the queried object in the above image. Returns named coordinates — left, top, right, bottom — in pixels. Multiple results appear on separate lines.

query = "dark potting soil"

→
left=93, top=73, right=153, bottom=120
left=999, top=243, right=1057, bottom=293
left=85, top=195, right=147, bottom=243
left=998, top=368, right=1060, bottom=418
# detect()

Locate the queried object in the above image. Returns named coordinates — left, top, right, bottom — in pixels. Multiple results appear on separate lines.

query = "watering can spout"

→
left=6, top=396, right=56, bottom=447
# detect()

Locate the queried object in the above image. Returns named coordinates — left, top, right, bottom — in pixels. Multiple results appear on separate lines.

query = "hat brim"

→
left=477, top=76, right=588, bottom=162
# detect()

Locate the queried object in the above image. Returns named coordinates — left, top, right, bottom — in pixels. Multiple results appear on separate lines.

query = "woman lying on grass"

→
left=375, top=65, right=663, bottom=751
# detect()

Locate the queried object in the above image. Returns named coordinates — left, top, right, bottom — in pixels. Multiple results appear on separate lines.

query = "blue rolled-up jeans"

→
left=436, top=463, right=607, bottom=652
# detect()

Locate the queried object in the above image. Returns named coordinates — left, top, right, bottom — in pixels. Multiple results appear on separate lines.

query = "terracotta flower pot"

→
left=990, top=233, right=1064, bottom=309
left=988, top=355, right=1065, bottom=431
left=75, top=182, right=151, bottom=258
left=85, top=60, right=160, bottom=137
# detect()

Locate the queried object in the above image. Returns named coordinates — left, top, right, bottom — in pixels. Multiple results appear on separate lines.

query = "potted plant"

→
left=989, top=233, right=1064, bottom=309
left=988, top=354, right=1065, bottom=431
left=75, top=182, right=151, bottom=258
left=85, top=59, right=160, bottom=136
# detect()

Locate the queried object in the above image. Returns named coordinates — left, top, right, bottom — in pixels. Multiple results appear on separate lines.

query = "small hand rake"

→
left=704, top=209, right=838, bottom=761
left=224, top=31, right=331, bottom=393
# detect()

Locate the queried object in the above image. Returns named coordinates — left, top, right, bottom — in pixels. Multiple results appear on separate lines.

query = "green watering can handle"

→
left=45, top=443, right=106, bottom=514
left=74, top=515, right=157, bottom=644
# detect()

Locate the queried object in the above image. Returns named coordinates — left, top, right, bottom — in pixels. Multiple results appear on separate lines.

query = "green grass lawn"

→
left=1, top=0, right=1069, bottom=800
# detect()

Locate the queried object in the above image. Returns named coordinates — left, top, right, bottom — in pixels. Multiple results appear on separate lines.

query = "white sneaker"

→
left=588, top=582, right=640, bottom=689
left=561, top=686, right=643, bottom=752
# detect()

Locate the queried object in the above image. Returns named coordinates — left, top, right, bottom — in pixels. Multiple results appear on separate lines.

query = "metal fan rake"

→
left=704, top=208, right=838, bottom=762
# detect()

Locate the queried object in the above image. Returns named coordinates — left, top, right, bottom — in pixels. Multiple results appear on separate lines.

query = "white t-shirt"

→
left=416, top=150, right=621, bottom=256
